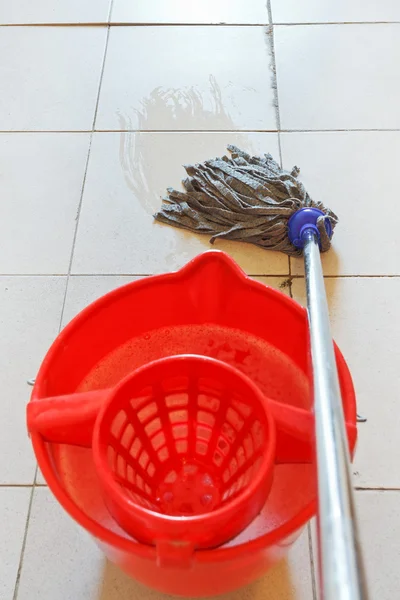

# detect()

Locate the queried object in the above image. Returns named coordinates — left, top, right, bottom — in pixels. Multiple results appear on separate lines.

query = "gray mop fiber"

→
left=154, top=145, right=337, bottom=256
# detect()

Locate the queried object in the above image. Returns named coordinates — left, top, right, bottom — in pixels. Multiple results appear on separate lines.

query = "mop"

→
left=154, top=146, right=369, bottom=600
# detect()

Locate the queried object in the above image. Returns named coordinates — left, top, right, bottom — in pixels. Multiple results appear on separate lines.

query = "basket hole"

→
left=213, top=451, right=223, bottom=466
left=196, top=424, right=212, bottom=442
left=127, top=465, right=134, bottom=483
left=229, top=457, right=238, bottom=477
left=147, top=462, right=156, bottom=477
left=145, top=417, right=162, bottom=437
left=251, top=420, right=264, bottom=450
left=226, top=408, right=244, bottom=431
left=227, top=481, right=239, bottom=498
left=176, top=439, right=188, bottom=454
left=151, top=431, right=166, bottom=451
left=232, top=398, right=252, bottom=418
left=111, top=410, right=127, bottom=438
left=137, top=401, right=158, bottom=424
left=136, top=474, right=144, bottom=490
left=172, top=424, right=188, bottom=440
left=235, top=474, right=245, bottom=492
left=196, top=440, right=208, bottom=456
left=221, top=421, right=236, bottom=444
left=217, top=437, right=229, bottom=454
left=197, top=410, right=215, bottom=427
left=164, top=471, right=177, bottom=484
left=197, top=393, right=220, bottom=413
left=165, top=392, right=188, bottom=408
left=138, top=450, right=150, bottom=470
left=116, top=454, right=125, bottom=478
left=169, top=409, right=188, bottom=424
left=129, top=437, right=142, bottom=459
left=243, top=435, right=254, bottom=459
left=183, top=464, right=197, bottom=475
left=120, top=423, right=135, bottom=449
left=158, top=446, right=170, bottom=462
left=236, top=445, right=246, bottom=467
left=131, top=387, right=153, bottom=410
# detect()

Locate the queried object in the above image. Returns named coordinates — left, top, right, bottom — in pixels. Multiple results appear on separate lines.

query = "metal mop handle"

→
left=303, top=228, right=369, bottom=600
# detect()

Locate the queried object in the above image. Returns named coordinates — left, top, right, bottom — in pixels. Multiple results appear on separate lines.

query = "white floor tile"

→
left=72, top=132, right=288, bottom=275
left=310, top=491, right=400, bottom=599
left=0, top=134, right=90, bottom=274
left=0, top=276, right=66, bottom=483
left=112, top=0, right=269, bottom=24
left=17, top=488, right=313, bottom=600
left=356, top=491, right=400, bottom=599
left=96, top=26, right=277, bottom=131
left=17, top=488, right=107, bottom=600
left=271, top=0, right=400, bottom=23
left=275, top=24, right=400, bottom=130
left=0, top=27, right=107, bottom=130
left=292, top=277, right=400, bottom=489
left=0, top=487, right=31, bottom=600
left=62, top=276, right=140, bottom=326
left=0, top=0, right=111, bottom=24
left=280, top=132, right=400, bottom=276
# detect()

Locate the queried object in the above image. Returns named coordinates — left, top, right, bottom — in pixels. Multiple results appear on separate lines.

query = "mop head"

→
left=154, top=145, right=337, bottom=256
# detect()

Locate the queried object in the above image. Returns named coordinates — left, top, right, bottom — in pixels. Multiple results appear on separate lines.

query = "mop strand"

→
left=154, top=145, right=337, bottom=257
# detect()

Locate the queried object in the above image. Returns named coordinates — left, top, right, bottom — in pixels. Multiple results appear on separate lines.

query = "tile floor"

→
left=1, top=1, right=399, bottom=599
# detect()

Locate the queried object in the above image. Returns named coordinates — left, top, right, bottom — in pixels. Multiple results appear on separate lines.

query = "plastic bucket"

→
left=29, top=250, right=357, bottom=597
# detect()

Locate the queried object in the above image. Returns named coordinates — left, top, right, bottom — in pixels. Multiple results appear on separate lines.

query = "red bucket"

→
left=28, top=251, right=357, bottom=597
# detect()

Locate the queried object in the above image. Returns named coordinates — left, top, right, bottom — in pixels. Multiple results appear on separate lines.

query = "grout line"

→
left=0, top=274, right=68, bottom=277
left=279, top=128, right=400, bottom=132
left=273, top=21, right=400, bottom=26
left=109, top=22, right=272, bottom=26
left=0, top=483, right=45, bottom=488
left=57, top=133, right=94, bottom=329
left=12, top=485, right=36, bottom=600
left=1, top=272, right=400, bottom=278
left=0, top=129, right=279, bottom=133
left=96, top=128, right=281, bottom=133
left=72, top=273, right=291, bottom=278
left=283, top=273, right=400, bottom=279
left=58, top=25, right=111, bottom=328
left=265, top=16, right=281, bottom=131
left=92, top=25, right=111, bottom=130
left=355, top=486, right=400, bottom=492
left=0, top=22, right=285, bottom=27
left=308, top=523, right=318, bottom=600
left=108, top=0, right=114, bottom=23
left=4, top=483, right=400, bottom=490
left=4, top=128, right=400, bottom=133
left=267, top=0, right=292, bottom=292
left=1, top=21, right=399, bottom=27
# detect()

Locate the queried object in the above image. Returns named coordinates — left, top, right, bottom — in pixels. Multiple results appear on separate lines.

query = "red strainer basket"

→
left=27, top=355, right=276, bottom=556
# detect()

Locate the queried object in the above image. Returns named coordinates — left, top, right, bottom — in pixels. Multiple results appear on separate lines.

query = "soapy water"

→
left=78, top=324, right=310, bottom=409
